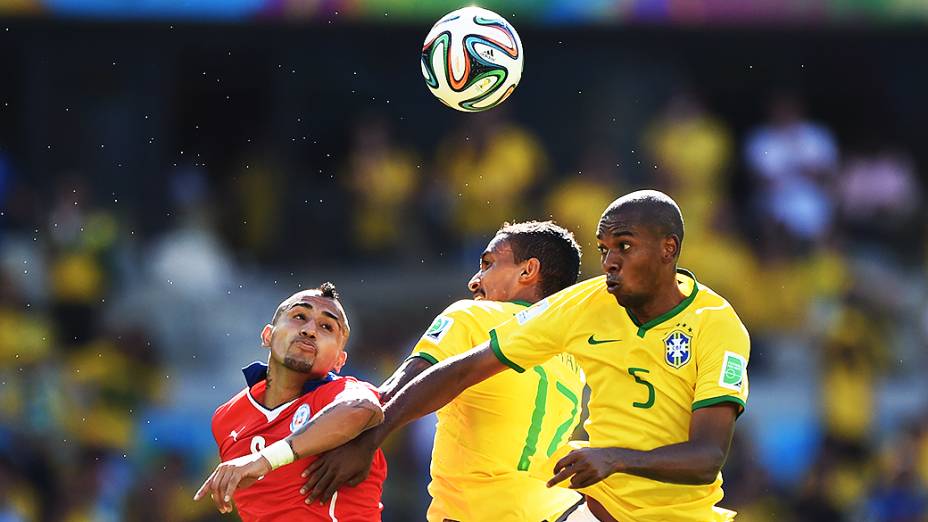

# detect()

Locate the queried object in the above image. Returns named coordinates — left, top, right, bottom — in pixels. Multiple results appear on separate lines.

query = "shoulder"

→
left=430, top=299, right=515, bottom=331
left=211, top=388, right=249, bottom=428
left=314, top=375, right=381, bottom=402
left=544, top=276, right=609, bottom=308
left=692, top=283, right=749, bottom=340
left=439, top=299, right=511, bottom=319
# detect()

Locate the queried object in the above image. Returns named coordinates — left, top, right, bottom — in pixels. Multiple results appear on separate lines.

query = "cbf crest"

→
left=290, top=404, right=311, bottom=433
left=664, top=329, right=691, bottom=369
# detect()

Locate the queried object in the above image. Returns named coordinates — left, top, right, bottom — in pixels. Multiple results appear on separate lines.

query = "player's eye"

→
left=322, top=323, right=333, bottom=331
left=294, top=313, right=306, bottom=320
left=620, top=242, right=631, bottom=252
left=597, top=245, right=607, bottom=256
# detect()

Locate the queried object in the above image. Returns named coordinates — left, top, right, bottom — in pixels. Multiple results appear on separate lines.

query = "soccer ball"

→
left=420, top=6, right=523, bottom=112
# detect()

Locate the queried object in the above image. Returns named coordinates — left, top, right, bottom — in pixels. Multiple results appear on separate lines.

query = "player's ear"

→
left=333, top=349, right=348, bottom=373
left=521, top=257, right=541, bottom=283
left=260, top=324, right=274, bottom=348
left=663, top=235, right=680, bottom=263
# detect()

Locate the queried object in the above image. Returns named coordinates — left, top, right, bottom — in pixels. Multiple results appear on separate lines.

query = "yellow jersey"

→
left=411, top=299, right=585, bottom=521
left=490, top=270, right=750, bottom=522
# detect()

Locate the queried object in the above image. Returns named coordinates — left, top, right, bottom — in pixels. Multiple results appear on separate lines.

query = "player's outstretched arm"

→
left=548, top=404, right=739, bottom=488
left=302, top=342, right=506, bottom=503
left=377, top=356, right=434, bottom=403
left=194, top=386, right=383, bottom=513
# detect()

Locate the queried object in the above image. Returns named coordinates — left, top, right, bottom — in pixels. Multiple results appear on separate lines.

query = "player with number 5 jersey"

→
left=499, top=268, right=748, bottom=521
left=339, top=191, right=751, bottom=522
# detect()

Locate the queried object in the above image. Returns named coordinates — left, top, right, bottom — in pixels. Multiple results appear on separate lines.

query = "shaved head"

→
left=601, top=190, right=684, bottom=258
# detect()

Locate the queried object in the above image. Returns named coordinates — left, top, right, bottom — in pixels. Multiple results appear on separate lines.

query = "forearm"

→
left=378, top=357, right=433, bottom=403
left=369, top=343, right=504, bottom=447
left=285, top=399, right=383, bottom=459
left=608, top=441, right=726, bottom=485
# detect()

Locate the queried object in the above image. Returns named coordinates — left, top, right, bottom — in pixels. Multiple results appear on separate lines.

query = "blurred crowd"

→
left=0, top=86, right=926, bottom=521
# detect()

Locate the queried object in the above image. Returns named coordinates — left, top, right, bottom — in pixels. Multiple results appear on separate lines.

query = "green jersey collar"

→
left=626, top=268, right=699, bottom=338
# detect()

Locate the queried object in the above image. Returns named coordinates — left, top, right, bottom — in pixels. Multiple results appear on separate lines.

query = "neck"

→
left=627, top=272, right=685, bottom=325
left=261, top=363, right=311, bottom=409
left=510, top=286, right=543, bottom=304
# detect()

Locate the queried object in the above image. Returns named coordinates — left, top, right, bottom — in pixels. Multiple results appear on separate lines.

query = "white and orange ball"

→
left=420, top=6, right=523, bottom=112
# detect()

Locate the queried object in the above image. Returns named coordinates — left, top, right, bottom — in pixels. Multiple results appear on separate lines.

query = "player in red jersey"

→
left=194, top=282, right=387, bottom=521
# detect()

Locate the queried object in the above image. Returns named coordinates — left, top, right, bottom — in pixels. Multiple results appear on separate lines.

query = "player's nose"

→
left=300, top=319, right=317, bottom=338
left=467, top=273, right=481, bottom=292
left=602, top=250, right=621, bottom=272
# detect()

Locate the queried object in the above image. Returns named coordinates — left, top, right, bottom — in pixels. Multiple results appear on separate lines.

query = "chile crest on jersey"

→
left=290, top=403, right=311, bottom=433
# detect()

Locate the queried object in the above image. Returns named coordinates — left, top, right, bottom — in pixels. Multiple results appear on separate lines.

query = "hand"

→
left=548, top=447, right=620, bottom=489
left=301, top=436, right=376, bottom=504
left=194, top=453, right=272, bottom=513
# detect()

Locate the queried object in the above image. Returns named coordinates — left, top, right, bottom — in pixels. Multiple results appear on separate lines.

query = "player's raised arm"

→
left=377, top=356, right=434, bottom=404
left=379, top=341, right=507, bottom=438
left=302, top=341, right=507, bottom=502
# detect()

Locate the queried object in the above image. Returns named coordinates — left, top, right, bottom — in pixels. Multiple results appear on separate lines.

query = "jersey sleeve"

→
left=692, top=308, right=751, bottom=415
left=488, top=288, right=579, bottom=373
left=409, top=301, right=481, bottom=364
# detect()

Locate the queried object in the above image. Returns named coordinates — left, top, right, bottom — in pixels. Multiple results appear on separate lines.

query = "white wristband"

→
left=259, top=440, right=295, bottom=470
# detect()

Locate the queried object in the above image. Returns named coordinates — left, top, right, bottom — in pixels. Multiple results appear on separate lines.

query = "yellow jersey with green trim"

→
left=489, top=270, right=750, bottom=522
left=411, top=299, right=585, bottom=522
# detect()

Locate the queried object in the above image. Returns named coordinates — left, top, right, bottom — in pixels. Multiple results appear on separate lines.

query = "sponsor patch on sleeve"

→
left=719, top=351, right=747, bottom=391
left=422, top=315, right=454, bottom=344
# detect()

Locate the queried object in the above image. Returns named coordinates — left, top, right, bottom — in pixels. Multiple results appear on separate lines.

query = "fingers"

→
left=302, top=457, right=324, bottom=479
left=320, top=475, right=341, bottom=504
left=306, top=468, right=336, bottom=505
left=301, top=462, right=328, bottom=497
left=215, top=467, right=236, bottom=513
left=569, top=470, right=595, bottom=489
left=223, top=471, right=243, bottom=508
left=193, top=468, right=218, bottom=501
left=547, top=465, right=577, bottom=488
left=553, top=451, right=580, bottom=474
left=208, top=468, right=228, bottom=513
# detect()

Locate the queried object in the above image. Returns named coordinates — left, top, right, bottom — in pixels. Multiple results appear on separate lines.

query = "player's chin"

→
left=282, top=354, right=316, bottom=373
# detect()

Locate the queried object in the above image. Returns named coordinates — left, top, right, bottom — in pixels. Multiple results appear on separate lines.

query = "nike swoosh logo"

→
left=588, top=335, right=621, bottom=345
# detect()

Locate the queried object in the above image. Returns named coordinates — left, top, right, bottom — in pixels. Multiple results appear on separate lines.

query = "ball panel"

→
left=421, top=6, right=523, bottom=112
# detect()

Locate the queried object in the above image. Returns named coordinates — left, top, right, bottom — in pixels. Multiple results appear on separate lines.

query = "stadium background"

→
left=1, top=0, right=927, bottom=520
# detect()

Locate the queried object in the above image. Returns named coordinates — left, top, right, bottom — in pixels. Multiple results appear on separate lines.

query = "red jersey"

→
left=211, top=362, right=387, bottom=521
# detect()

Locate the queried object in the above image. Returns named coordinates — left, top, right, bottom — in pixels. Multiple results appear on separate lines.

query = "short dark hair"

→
left=496, top=221, right=582, bottom=297
left=602, top=190, right=684, bottom=257
left=316, top=281, right=339, bottom=300
left=271, top=282, right=342, bottom=325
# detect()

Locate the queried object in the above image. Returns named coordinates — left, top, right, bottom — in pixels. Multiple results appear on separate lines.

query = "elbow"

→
left=349, top=398, right=384, bottom=432
left=693, top=469, right=720, bottom=485
left=366, top=401, right=385, bottom=428
left=693, top=448, right=726, bottom=485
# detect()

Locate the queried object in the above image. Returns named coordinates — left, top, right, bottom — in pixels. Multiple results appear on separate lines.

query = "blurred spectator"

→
left=745, top=93, right=839, bottom=252
left=836, top=149, right=923, bottom=262
left=434, top=109, right=549, bottom=258
left=866, top=423, right=928, bottom=522
left=644, top=90, right=733, bottom=233
left=546, top=142, right=623, bottom=276
left=344, top=115, right=421, bottom=259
